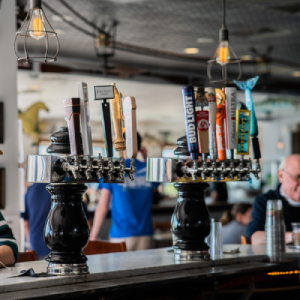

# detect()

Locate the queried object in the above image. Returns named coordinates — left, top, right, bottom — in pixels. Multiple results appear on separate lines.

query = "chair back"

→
left=17, top=250, right=38, bottom=263
left=83, top=240, right=127, bottom=255
left=153, top=221, right=171, bottom=231
left=241, top=235, right=251, bottom=245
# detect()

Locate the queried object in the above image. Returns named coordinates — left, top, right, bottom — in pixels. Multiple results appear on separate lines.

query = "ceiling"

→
left=15, top=0, right=300, bottom=90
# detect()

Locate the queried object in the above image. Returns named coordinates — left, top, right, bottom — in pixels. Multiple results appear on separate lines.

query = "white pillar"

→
left=0, top=0, right=21, bottom=249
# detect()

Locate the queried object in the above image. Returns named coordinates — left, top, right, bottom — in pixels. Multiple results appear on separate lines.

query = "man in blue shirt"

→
left=247, top=154, right=300, bottom=245
left=22, top=183, right=89, bottom=259
left=90, top=133, right=160, bottom=251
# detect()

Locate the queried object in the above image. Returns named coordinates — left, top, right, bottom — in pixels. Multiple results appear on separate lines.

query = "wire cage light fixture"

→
left=94, top=20, right=118, bottom=63
left=207, top=0, right=241, bottom=85
left=14, top=0, right=59, bottom=63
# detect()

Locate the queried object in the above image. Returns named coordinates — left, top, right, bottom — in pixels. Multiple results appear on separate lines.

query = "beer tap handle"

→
left=102, top=100, right=113, bottom=158
left=194, top=87, right=209, bottom=159
left=110, top=83, right=126, bottom=157
left=94, top=85, right=115, bottom=158
left=182, top=86, right=199, bottom=162
left=123, top=96, right=138, bottom=159
left=223, top=87, right=237, bottom=160
left=236, top=106, right=251, bottom=157
left=216, top=105, right=227, bottom=160
left=63, top=98, right=83, bottom=156
left=77, top=82, right=93, bottom=156
left=234, top=76, right=261, bottom=161
left=205, top=87, right=218, bottom=161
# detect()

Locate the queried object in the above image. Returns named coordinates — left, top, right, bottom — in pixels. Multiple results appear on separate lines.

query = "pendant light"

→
left=14, top=0, right=59, bottom=63
left=207, top=0, right=241, bottom=84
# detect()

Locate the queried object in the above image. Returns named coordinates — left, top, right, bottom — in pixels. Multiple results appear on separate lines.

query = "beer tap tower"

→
left=27, top=83, right=137, bottom=275
left=147, top=81, right=260, bottom=261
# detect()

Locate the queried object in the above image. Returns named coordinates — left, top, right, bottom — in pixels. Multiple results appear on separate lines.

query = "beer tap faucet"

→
left=123, top=96, right=138, bottom=181
left=234, top=77, right=261, bottom=174
left=94, top=85, right=114, bottom=160
left=96, top=154, right=104, bottom=180
left=110, top=83, right=126, bottom=180
left=77, top=82, right=93, bottom=180
left=110, top=83, right=126, bottom=158
left=195, top=87, right=209, bottom=168
left=63, top=98, right=83, bottom=179
left=182, top=86, right=199, bottom=181
left=223, top=87, right=237, bottom=161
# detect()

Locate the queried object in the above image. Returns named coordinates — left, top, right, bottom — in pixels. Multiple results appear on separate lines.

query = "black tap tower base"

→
left=44, top=183, right=90, bottom=275
left=171, top=136, right=211, bottom=261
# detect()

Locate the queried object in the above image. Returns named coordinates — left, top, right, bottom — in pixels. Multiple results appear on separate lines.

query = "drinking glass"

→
left=292, top=223, right=300, bottom=249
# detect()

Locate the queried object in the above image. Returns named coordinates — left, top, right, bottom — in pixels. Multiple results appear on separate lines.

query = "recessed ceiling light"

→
left=52, top=15, right=72, bottom=22
left=197, top=37, right=214, bottom=44
left=30, top=85, right=39, bottom=91
left=292, top=71, right=300, bottom=77
left=241, top=55, right=252, bottom=61
left=185, top=48, right=199, bottom=54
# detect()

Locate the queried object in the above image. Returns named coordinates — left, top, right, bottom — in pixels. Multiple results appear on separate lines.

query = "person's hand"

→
left=285, top=232, right=293, bottom=244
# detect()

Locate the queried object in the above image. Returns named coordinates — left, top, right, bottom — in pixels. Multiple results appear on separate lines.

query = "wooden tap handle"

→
left=63, top=98, right=83, bottom=156
left=110, top=83, right=126, bottom=152
left=123, top=96, right=137, bottom=158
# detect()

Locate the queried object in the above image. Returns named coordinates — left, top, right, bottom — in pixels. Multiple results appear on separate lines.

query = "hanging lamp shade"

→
left=93, top=20, right=117, bottom=59
left=14, top=0, right=59, bottom=63
left=207, top=0, right=242, bottom=85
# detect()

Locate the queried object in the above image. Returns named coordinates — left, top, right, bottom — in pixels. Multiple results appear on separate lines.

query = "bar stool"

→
left=17, top=250, right=38, bottom=262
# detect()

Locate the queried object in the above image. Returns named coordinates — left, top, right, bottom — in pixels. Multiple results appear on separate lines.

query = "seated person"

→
left=210, top=182, right=228, bottom=203
left=220, top=203, right=252, bottom=244
left=247, top=154, right=300, bottom=245
left=0, top=211, right=18, bottom=267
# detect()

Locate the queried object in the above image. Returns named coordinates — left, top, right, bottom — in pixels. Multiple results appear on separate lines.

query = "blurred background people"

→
left=22, top=183, right=89, bottom=259
left=0, top=211, right=18, bottom=266
left=210, top=182, right=228, bottom=204
left=221, top=203, right=252, bottom=244
left=90, top=133, right=161, bottom=251
left=247, top=154, right=300, bottom=245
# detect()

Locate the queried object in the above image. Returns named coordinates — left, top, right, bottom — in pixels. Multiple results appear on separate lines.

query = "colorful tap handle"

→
left=94, top=85, right=114, bottom=158
left=205, top=87, right=218, bottom=161
left=110, top=83, right=126, bottom=156
left=182, top=86, right=199, bottom=160
left=233, top=76, right=259, bottom=137
left=216, top=105, right=227, bottom=160
left=236, top=109, right=251, bottom=155
left=234, top=76, right=260, bottom=160
left=63, top=98, right=83, bottom=156
left=223, top=87, right=237, bottom=150
left=77, top=82, right=93, bottom=156
left=196, top=110, right=209, bottom=154
left=123, top=96, right=138, bottom=159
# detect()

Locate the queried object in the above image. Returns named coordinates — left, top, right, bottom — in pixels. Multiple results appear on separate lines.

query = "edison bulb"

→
left=29, top=9, right=46, bottom=40
left=216, top=41, right=230, bottom=66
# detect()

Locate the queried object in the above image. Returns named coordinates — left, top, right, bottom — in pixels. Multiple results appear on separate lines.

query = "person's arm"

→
left=252, top=231, right=293, bottom=245
left=24, top=220, right=30, bottom=243
left=0, top=212, right=18, bottom=265
left=0, top=245, right=15, bottom=267
left=89, top=189, right=112, bottom=241
left=246, top=195, right=266, bottom=240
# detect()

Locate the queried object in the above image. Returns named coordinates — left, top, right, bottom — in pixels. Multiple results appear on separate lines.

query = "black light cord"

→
left=41, top=1, right=210, bottom=63
left=58, top=0, right=109, bottom=36
left=223, top=0, right=226, bottom=28
left=42, top=1, right=94, bottom=37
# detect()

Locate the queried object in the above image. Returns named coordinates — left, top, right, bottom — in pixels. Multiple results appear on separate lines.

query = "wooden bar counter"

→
left=1, top=245, right=300, bottom=300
